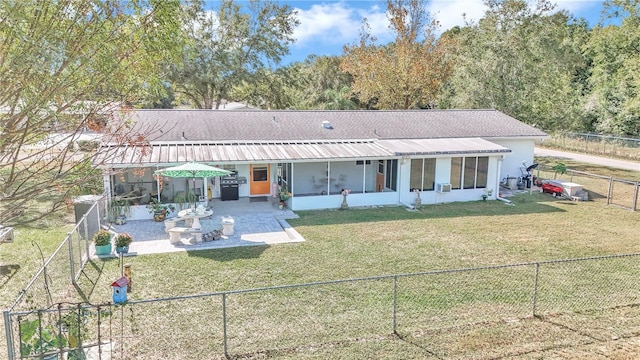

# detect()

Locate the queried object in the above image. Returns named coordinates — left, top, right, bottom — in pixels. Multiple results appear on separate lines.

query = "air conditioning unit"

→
left=436, top=183, right=452, bottom=193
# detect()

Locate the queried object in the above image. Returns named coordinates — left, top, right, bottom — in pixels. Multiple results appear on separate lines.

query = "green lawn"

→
left=2, top=160, right=640, bottom=359
left=84, top=192, right=638, bottom=301
left=66, top=192, right=639, bottom=358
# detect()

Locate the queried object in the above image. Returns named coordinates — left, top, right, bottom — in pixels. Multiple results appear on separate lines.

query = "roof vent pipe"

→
left=322, top=120, right=333, bottom=130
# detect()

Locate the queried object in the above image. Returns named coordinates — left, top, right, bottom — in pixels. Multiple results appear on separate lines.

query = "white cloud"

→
left=292, top=2, right=391, bottom=49
left=286, top=0, right=601, bottom=61
left=427, top=0, right=602, bottom=31
left=428, top=0, right=486, bottom=31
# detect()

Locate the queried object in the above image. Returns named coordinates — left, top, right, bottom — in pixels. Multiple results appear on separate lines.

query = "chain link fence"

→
left=540, top=132, right=640, bottom=160
left=6, top=194, right=107, bottom=314
left=5, top=253, right=640, bottom=359
left=534, top=166, right=639, bottom=211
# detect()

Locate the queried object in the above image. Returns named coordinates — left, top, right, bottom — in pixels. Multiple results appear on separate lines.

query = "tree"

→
left=167, top=0, right=299, bottom=109
left=322, top=86, right=358, bottom=110
left=231, top=55, right=357, bottom=110
left=0, top=0, right=181, bottom=225
left=340, top=0, right=454, bottom=109
left=439, top=0, right=588, bottom=131
left=584, top=0, right=640, bottom=136
left=230, top=67, right=298, bottom=110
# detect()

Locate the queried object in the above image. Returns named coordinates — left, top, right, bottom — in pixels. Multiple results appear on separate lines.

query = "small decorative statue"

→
left=341, top=189, right=350, bottom=209
left=414, top=189, right=421, bottom=208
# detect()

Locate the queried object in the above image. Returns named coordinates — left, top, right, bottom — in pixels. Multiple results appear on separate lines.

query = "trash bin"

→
left=221, top=216, right=235, bottom=236
left=525, top=177, right=532, bottom=189
left=506, top=177, right=518, bottom=190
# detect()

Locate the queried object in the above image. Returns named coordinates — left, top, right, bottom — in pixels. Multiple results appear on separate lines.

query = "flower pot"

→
left=115, top=246, right=129, bottom=254
left=153, top=212, right=166, bottom=222
left=95, top=244, right=112, bottom=256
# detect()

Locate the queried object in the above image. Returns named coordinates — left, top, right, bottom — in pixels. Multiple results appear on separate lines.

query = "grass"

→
left=80, top=196, right=637, bottom=303
left=64, top=192, right=640, bottom=358
left=2, top=160, right=640, bottom=358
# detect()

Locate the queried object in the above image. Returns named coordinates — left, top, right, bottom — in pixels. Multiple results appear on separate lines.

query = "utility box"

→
left=74, top=195, right=102, bottom=240
left=221, top=217, right=235, bottom=236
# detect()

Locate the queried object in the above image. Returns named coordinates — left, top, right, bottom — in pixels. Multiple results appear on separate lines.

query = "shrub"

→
left=92, top=230, right=112, bottom=246
left=114, top=233, right=133, bottom=247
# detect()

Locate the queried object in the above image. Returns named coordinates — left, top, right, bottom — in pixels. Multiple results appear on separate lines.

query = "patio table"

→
left=177, top=209, right=212, bottom=231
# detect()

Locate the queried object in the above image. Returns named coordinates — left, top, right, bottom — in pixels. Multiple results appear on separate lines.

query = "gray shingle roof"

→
left=122, top=109, right=547, bottom=143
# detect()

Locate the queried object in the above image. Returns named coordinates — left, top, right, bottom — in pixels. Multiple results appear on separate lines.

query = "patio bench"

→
left=168, top=226, right=202, bottom=244
left=164, top=217, right=193, bottom=232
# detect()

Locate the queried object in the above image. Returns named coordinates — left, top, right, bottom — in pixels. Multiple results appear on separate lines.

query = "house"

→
left=95, top=109, right=547, bottom=218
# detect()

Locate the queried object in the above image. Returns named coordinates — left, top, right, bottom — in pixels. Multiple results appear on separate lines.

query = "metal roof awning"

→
left=377, top=138, right=512, bottom=156
left=94, top=138, right=512, bottom=168
left=95, top=140, right=394, bottom=167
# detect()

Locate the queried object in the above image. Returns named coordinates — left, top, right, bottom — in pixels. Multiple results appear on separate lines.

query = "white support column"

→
left=496, top=156, right=503, bottom=199
left=362, top=161, right=366, bottom=194
left=155, top=165, right=161, bottom=203
left=326, top=161, right=331, bottom=195
left=103, top=171, right=112, bottom=199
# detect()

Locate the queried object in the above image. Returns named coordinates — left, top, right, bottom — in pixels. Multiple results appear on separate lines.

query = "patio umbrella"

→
left=155, top=162, right=232, bottom=208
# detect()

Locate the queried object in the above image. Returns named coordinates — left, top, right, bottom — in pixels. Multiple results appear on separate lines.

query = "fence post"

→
left=85, top=212, right=92, bottom=262
left=80, top=214, right=88, bottom=277
left=222, top=293, right=228, bottom=357
left=607, top=177, right=613, bottom=205
left=531, top=263, right=540, bottom=317
left=68, top=232, right=75, bottom=284
left=633, top=182, right=639, bottom=212
left=4, top=310, right=15, bottom=360
left=585, top=134, right=589, bottom=152
left=392, top=275, right=398, bottom=335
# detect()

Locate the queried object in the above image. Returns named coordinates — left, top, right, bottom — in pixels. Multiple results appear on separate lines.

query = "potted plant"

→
left=108, top=197, right=130, bottom=225
left=114, top=232, right=133, bottom=254
left=482, top=188, right=493, bottom=201
left=173, top=192, right=196, bottom=210
left=278, top=186, right=290, bottom=209
left=93, top=229, right=112, bottom=256
left=147, top=200, right=175, bottom=222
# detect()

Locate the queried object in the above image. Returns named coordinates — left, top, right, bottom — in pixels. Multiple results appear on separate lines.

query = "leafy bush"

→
left=92, top=229, right=112, bottom=246
left=114, top=232, right=133, bottom=247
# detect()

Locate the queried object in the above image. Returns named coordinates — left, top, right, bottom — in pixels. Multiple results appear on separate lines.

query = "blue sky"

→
left=277, top=0, right=606, bottom=64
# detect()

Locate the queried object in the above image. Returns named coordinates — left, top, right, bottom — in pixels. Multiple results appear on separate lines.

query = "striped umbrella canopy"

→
left=155, top=162, right=232, bottom=178
left=154, top=162, right=232, bottom=207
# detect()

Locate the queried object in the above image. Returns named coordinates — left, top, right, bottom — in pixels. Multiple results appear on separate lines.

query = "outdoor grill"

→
left=219, top=171, right=246, bottom=201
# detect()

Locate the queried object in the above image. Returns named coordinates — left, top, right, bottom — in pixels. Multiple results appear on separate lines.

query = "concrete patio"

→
left=99, top=196, right=304, bottom=256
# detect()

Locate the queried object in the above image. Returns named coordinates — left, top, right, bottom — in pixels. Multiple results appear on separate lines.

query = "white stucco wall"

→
left=489, top=138, right=536, bottom=182
left=398, top=155, right=502, bottom=207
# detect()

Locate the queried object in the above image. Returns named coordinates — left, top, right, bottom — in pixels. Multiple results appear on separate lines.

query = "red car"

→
left=541, top=182, right=564, bottom=196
